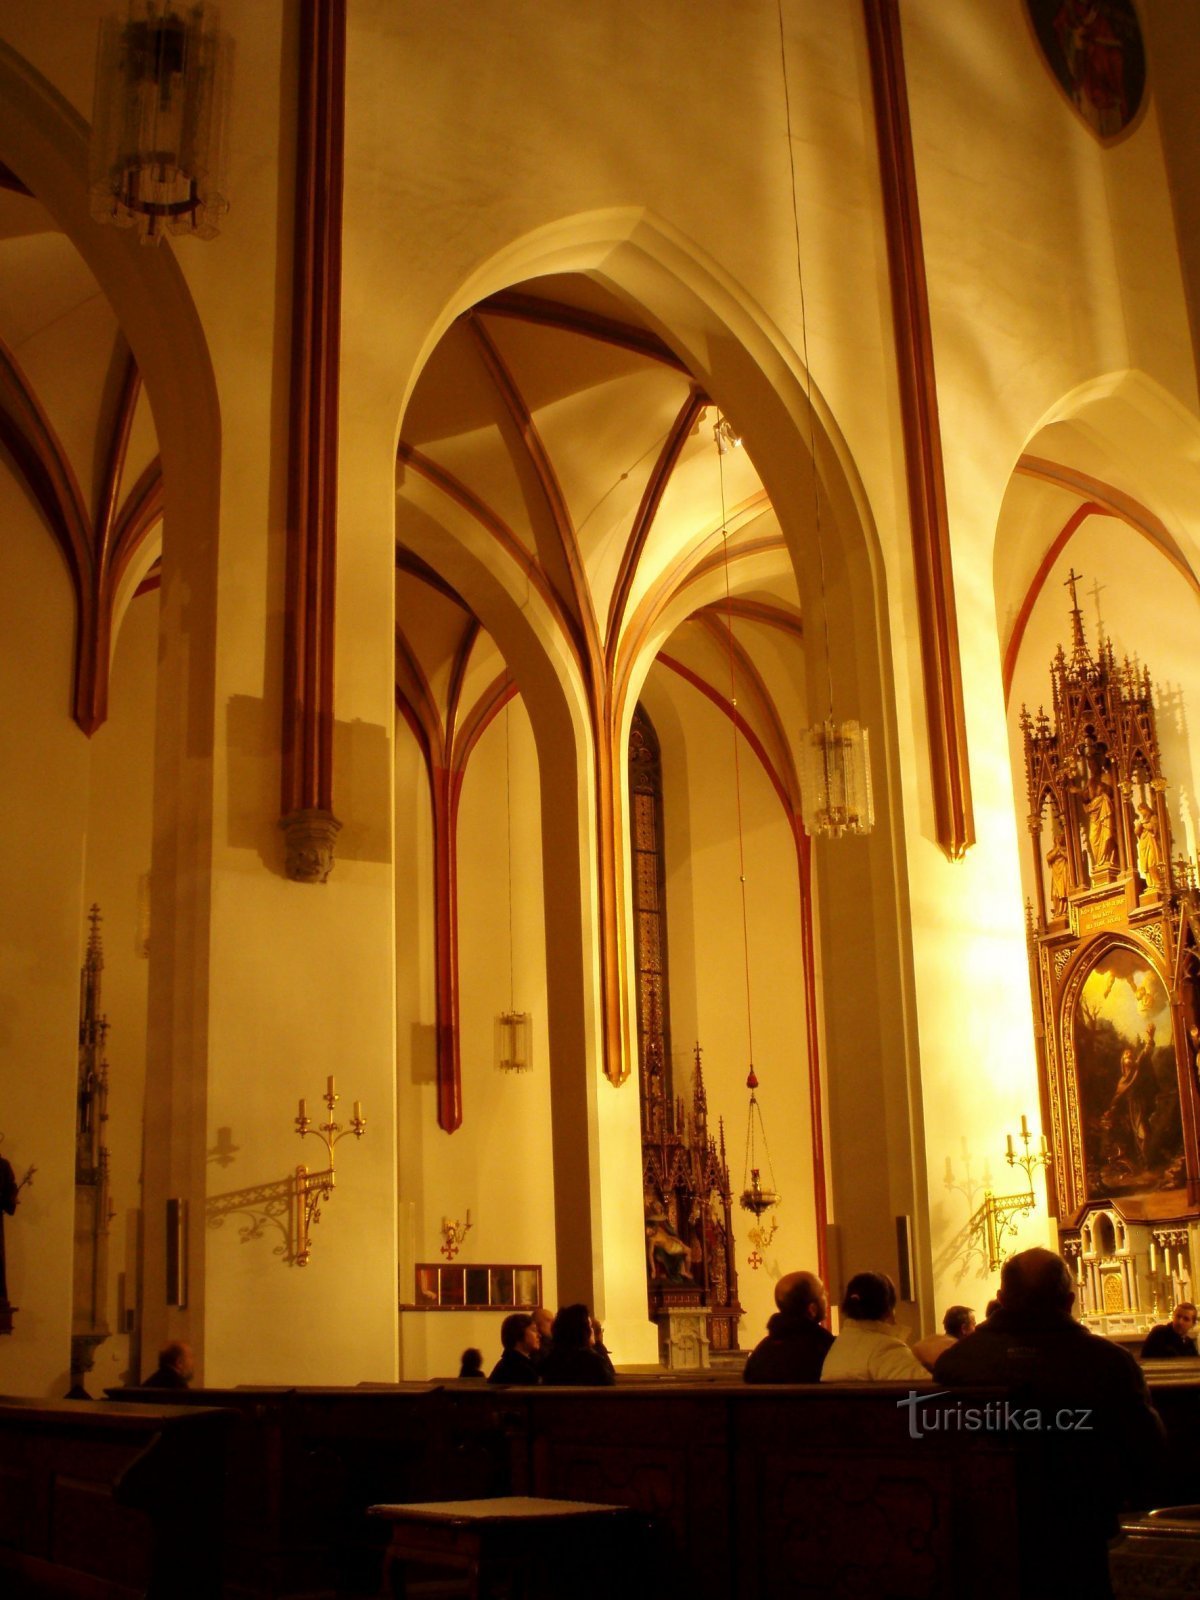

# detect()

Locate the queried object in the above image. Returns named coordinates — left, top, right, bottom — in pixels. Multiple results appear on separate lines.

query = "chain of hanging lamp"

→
left=776, top=0, right=874, bottom=840
left=714, top=419, right=782, bottom=1252
left=495, top=672, right=531, bottom=1072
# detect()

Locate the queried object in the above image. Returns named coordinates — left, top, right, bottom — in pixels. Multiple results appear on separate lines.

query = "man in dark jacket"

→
left=743, top=1271, right=833, bottom=1383
left=934, top=1247, right=1164, bottom=1599
left=139, top=1341, right=194, bottom=1389
left=1141, top=1301, right=1198, bottom=1359
left=487, top=1312, right=541, bottom=1384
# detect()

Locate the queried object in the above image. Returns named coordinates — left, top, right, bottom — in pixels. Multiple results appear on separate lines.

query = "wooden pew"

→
left=0, top=1395, right=232, bottom=1598
left=110, top=1383, right=515, bottom=1597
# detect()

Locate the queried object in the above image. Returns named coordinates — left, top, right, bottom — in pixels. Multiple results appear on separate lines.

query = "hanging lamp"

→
left=774, top=0, right=875, bottom=839
left=713, top=412, right=782, bottom=1269
left=495, top=673, right=532, bottom=1073
left=90, top=1, right=231, bottom=244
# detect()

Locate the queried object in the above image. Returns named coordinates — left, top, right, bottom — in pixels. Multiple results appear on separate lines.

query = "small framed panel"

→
left=402, top=1263, right=542, bottom=1311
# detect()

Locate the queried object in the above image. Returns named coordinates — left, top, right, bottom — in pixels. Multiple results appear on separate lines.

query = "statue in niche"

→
left=646, top=1209, right=694, bottom=1284
left=1046, top=815, right=1070, bottom=917
left=1077, top=765, right=1116, bottom=875
left=1135, top=801, right=1165, bottom=894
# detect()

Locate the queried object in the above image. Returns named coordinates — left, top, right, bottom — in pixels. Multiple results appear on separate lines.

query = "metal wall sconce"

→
left=293, top=1077, right=365, bottom=1267
left=440, top=1211, right=473, bottom=1260
left=981, top=1116, right=1052, bottom=1271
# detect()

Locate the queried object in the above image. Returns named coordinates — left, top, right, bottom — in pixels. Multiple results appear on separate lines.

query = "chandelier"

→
left=90, top=1, right=231, bottom=244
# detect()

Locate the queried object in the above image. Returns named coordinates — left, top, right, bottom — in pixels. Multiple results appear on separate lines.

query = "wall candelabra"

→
left=982, top=1116, right=1052, bottom=1272
left=440, top=1212, right=473, bottom=1260
left=293, top=1077, right=365, bottom=1266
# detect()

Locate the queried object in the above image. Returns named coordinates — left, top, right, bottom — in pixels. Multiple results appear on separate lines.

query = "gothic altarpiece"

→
left=1022, top=576, right=1200, bottom=1333
left=630, top=710, right=741, bottom=1366
left=72, top=906, right=114, bottom=1389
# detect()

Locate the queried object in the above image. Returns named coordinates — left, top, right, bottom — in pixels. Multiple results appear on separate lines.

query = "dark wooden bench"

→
left=368, top=1495, right=643, bottom=1599
left=0, top=1395, right=232, bottom=1598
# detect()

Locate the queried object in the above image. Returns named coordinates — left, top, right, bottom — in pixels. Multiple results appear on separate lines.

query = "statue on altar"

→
left=1079, top=766, right=1116, bottom=873
left=646, top=1210, right=693, bottom=1283
left=1046, top=816, right=1070, bottom=917
left=1135, top=801, right=1165, bottom=893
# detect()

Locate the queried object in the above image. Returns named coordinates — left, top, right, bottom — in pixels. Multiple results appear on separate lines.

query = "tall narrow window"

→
left=629, top=707, right=672, bottom=1092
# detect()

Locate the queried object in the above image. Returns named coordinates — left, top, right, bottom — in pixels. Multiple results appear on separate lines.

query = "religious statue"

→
left=1079, top=768, right=1116, bottom=874
left=646, top=1212, right=694, bottom=1283
left=1135, top=801, right=1165, bottom=893
left=1046, top=816, right=1070, bottom=917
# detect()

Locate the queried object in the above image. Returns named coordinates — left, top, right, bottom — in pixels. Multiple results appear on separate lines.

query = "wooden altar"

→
left=1021, top=572, right=1200, bottom=1330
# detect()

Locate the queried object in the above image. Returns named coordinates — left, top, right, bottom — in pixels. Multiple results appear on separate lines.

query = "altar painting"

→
left=1074, top=946, right=1183, bottom=1200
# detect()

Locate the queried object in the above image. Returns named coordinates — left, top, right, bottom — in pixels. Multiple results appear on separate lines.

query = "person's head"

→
left=1171, top=1302, right=1197, bottom=1339
left=997, top=1248, right=1074, bottom=1319
left=499, top=1313, right=539, bottom=1356
left=775, top=1271, right=828, bottom=1322
left=840, top=1272, right=897, bottom=1324
left=985, top=1297, right=1001, bottom=1320
left=551, top=1303, right=594, bottom=1350
left=459, top=1347, right=484, bottom=1377
left=942, top=1305, right=976, bottom=1340
left=531, top=1307, right=554, bottom=1343
left=159, top=1340, right=194, bottom=1381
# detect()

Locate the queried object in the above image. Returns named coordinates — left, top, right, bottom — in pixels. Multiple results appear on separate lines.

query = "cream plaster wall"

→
left=0, top=469, right=89, bottom=1396
left=81, top=588, right=158, bottom=1391
left=394, top=698, right=560, bottom=1379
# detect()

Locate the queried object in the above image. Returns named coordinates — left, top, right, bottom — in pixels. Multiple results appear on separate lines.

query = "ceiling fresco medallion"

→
left=1025, top=0, right=1146, bottom=140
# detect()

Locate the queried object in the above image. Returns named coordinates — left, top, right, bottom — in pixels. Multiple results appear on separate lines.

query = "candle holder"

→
left=982, top=1117, right=1052, bottom=1272
left=292, top=1077, right=366, bottom=1266
left=440, top=1212, right=473, bottom=1260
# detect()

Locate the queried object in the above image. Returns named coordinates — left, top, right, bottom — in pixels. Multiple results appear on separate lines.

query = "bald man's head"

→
left=775, top=1271, right=827, bottom=1321
left=998, top=1248, right=1074, bottom=1318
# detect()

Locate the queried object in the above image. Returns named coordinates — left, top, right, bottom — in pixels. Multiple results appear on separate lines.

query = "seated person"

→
left=458, top=1346, right=485, bottom=1379
left=139, top=1340, right=194, bottom=1390
left=487, top=1313, right=541, bottom=1384
left=1141, top=1301, right=1198, bottom=1359
left=530, top=1306, right=554, bottom=1365
left=911, top=1302, right=975, bottom=1370
left=538, top=1303, right=616, bottom=1386
left=820, top=1272, right=930, bottom=1382
left=935, top=1248, right=1164, bottom=1600
left=743, top=1270, right=833, bottom=1383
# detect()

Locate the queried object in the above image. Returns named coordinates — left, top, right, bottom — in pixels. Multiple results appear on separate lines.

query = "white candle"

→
left=298, top=1098, right=307, bottom=1120
left=353, top=1100, right=363, bottom=1121
left=1006, top=1134, right=1015, bottom=1160
left=1150, top=1239, right=1157, bottom=1271
left=1020, top=1114, right=1029, bottom=1138
left=327, top=1074, right=336, bottom=1097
